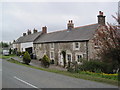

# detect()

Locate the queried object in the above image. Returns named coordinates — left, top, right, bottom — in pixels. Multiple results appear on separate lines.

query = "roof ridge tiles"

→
left=47, top=23, right=98, bottom=34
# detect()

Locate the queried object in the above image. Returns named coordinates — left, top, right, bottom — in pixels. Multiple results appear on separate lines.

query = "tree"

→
left=0, top=42, right=9, bottom=48
left=23, top=51, right=31, bottom=65
left=94, top=14, right=120, bottom=73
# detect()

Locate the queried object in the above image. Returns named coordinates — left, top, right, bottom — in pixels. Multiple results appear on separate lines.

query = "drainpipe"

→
left=86, top=41, right=89, bottom=61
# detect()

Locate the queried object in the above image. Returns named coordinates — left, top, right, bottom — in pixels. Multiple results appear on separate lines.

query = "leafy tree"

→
left=0, top=42, right=9, bottom=48
left=23, top=51, right=31, bottom=65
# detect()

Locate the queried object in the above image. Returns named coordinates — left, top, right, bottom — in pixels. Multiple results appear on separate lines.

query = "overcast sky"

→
left=1, top=2, right=118, bottom=42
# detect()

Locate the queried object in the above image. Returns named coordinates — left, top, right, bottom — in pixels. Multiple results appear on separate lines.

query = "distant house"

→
left=13, top=28, right=46, bottom=54
left=33, top=11, right=106, bottom=65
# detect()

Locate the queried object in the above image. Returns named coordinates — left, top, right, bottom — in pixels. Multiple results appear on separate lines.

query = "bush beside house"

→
left=23, top=51, right=31, bottom=65
left=41, top=55, right=50, bottom=68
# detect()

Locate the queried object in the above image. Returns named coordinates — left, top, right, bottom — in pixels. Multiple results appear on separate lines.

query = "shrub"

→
left=21, top=51, right=25, bottom=55
left=50, top=59, right=54, bottom=64
left=79, top=60, right=107, bottom=73
left=23, top=51, right=31, bottom=65
left=9, top=48, right=12, bottom=54
left=67, top=61, right=79, bottom=73
left=17, top=51, right=22, bottom=56
left=41, top=55, right=50, bottom=68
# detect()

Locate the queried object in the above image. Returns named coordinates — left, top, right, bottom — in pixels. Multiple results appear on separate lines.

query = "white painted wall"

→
left=13, top=44, right=16, bottom=49
left=21, top=42, right=33, bottom=52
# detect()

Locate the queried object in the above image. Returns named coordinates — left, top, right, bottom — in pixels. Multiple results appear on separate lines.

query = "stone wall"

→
left=34, top=41, right=88, bottom=65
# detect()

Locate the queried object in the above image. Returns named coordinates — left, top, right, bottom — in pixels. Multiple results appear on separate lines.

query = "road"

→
left=2, top=59, right=118, bottom=89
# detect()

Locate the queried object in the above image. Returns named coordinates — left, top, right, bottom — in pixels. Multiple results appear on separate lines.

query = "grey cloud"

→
left=1, top=2, right=117, bottom=42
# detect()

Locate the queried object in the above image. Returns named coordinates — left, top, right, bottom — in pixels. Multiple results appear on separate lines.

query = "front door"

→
left=58, top=52, right=64, bottom=66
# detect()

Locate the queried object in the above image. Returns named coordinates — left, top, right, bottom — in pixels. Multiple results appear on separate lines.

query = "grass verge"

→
left=7, top=58, right=118, bottom=86
left=0, top=54, right=16, bottom=59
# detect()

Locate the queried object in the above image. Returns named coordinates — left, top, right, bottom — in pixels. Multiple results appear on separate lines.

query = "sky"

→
left=0, top=1, right=118, bottom=42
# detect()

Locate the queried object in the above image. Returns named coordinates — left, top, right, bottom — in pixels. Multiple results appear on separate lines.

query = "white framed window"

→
left=50, top=43, right=54, bottom=49
left=66, top=54, right=72, bottom=62
left=50, top=51, right=54, bottom=59
left=76, top=55, right=82, bottom=62
left=75, top=53, right=83, bottom=63
left=73, top=42, right=80, bottom=50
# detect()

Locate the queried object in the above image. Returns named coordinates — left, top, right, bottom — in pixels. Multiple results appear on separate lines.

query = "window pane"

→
left=51, top=52, right=54, bottom=58
left=77, top=55, right=82, bottom=62
left=67, top=54, right=71, bottom=61
left=75, top=43, right=79, bottom=48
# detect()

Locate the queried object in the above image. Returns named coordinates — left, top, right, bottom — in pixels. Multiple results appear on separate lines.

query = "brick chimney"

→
left=27, top=29, right=31, bottom=35
left=33, top=28, right=38, bottom=33
left=67, top=20, right=74, bottom=30
left=13, top=40, right=15, bottom=42
left=97, top=11, right=106, bottom=25
left=23, top=33, right=26, bottom=36
left=42, top=26, right=47, bottom=33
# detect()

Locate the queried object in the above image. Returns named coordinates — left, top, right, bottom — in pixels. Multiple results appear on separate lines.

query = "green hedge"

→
left=79, top=60, right=108, bottom=73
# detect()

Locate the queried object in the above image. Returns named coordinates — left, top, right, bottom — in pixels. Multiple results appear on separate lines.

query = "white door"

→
left=58, top=53, right=64, bottom=66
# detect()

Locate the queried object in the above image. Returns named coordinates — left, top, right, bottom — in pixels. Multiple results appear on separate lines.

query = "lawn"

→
left=0, top=54, right=16, bottom=59
left=7, top=58, right=119, bottom=86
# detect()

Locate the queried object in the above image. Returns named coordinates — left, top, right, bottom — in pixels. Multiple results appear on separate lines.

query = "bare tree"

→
left=94, top=14, right=120, bottom=72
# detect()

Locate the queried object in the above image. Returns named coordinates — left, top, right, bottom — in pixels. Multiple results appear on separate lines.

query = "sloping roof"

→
left=14, top=32, right=42, bottom=44
left=34, top=23, right=99, bottom=44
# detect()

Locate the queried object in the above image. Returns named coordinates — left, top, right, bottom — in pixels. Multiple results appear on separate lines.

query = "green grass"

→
left=79, top=71, right=118, bottom=81
left=0, top=54, right=16, bottom=59
left=7, top=58, right=119, bottom=86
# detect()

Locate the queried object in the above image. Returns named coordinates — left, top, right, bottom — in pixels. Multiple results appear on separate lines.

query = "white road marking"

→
left=14, top=76, right=38, bottom=88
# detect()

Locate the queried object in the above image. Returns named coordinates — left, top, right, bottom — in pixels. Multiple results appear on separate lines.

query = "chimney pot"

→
left=23, top=33, right=26, bottom=36
left=97, top=11, right=106, bottom=25
left=67, top=20, right=74, bottom=30
left=27, top=29, right=31, bottom=35
left=33, top=28, right=38, bottom=33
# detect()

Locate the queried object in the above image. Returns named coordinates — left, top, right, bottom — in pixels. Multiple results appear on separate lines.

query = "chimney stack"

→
left=23, top=33, right=26, bottom=36
left=33, top=28, right=38, bottom=33
left=13, top=40, right=15, bottom=42
left=42, top=26, right=47, bottom=34
left=67, top=20, right=74, bottom=30
left=27, top=29, right=31, bottom=35
left=97, top=11, right=106, bottom=25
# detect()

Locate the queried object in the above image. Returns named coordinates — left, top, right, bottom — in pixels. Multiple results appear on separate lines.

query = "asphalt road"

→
left=2, top=59, right=118, bottom=89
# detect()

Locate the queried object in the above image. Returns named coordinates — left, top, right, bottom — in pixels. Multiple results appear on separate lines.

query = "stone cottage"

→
left=33, top=11, right=106, bottom=65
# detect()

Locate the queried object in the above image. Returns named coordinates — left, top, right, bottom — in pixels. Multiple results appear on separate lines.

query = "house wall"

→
left=15, top=43, right=21, bottom=52
left=34, top=41, right=88, bottom=65
left=88, top=39, right=100, bottom=60
left=21, top=42, right=33, bottom=52
left=12, top=44, right=16, bottom=49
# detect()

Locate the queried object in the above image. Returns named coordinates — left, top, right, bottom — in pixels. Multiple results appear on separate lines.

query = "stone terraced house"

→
left=33, top=11, right=106, bottom=65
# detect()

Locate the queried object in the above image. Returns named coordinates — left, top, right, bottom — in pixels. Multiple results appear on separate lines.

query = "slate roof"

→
left=14, top=32, right=42, bottom=44
left=34, top=23, right=99, bottom=44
